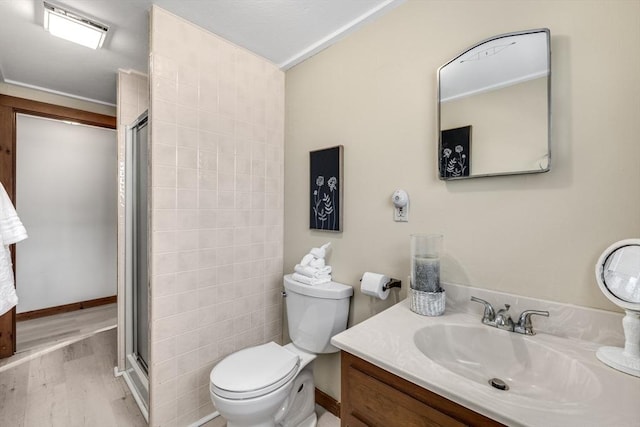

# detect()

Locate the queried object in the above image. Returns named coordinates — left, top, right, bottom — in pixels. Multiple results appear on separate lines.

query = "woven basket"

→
left=409, top=288, right=445, bottom=316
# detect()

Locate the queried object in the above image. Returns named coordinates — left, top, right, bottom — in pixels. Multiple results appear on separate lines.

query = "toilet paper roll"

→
left=361, top=272, right=390, bottom=300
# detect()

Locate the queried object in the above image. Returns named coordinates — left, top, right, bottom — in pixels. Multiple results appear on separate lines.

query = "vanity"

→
left=331, top=283, right=640, bottom=427
left=340, top=351, right=501, bottom=426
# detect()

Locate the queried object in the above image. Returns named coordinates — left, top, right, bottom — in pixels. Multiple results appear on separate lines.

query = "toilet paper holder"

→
left=383, top=278, right=402, bottom=291
left=360, top=276, right=402, bottom=291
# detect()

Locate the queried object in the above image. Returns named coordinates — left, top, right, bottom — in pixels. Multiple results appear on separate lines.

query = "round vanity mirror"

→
left=595, top=239, right=640, bottom=377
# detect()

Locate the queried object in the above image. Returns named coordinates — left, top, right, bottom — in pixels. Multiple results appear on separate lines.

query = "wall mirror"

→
left=438, top=29, right=551, bottom=180
left=594, top=239, right=640, bottom=377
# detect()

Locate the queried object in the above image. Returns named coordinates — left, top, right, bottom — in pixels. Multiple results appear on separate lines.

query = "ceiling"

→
left=0, top=0, right=405, bottom=106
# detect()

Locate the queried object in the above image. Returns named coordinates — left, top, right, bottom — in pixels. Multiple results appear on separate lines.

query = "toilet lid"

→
left=210, top=342, right=300, bottom=399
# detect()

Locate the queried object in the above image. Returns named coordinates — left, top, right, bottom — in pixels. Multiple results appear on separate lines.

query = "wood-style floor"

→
left=17, top=303, right=118, bottom=353
left=0, top=303, right=340, bottom=427
left=0, top=304, right=145, bottom=426
left=0, top=303, right=118, bottom=373
left=0, top=328, right=146, bottom=426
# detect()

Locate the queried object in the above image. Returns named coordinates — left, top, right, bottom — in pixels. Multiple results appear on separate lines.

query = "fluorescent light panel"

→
left=43, top=2, right=108, bottom=49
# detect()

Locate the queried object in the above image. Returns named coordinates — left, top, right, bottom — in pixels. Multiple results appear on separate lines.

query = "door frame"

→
left=0, top=94, right=115, bottom=358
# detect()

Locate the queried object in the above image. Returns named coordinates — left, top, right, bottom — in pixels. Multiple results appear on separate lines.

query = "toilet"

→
left=210, top=274, right=353, bottom=427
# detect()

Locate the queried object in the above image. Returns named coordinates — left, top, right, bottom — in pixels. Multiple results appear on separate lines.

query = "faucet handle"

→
left=515, top=310, right=550, bottom=335
left=470, top=296, right=495, bottom=323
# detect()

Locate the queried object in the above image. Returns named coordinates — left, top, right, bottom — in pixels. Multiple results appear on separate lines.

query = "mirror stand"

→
left=595, top=239, right=640, bottom=378
left=596, top=309, right=640, bottom=377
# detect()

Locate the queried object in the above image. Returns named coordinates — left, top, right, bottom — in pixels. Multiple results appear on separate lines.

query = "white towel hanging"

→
left=0, top=183, right=28, bottom=316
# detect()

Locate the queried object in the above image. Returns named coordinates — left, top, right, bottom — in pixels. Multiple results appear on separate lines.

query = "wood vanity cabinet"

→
left=341, top=351, right=504, bottom=427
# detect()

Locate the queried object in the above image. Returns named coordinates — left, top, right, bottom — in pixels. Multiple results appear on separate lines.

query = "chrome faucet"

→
left=470, top=296, right=549, bottom=335
left=470, top=296, right=496, bottom=325
left=494, top=304, right=515, bottom=331
left=514, top=310, right=550, bottom=335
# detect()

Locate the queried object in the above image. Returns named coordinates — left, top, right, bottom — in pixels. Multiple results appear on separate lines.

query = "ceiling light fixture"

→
left=43, top=2, right=108, bottom=49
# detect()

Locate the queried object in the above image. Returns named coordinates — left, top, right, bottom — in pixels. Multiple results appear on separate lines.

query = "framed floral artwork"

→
left=309, top=146, right=343, bottom=232
left=440, top=125, right=471, bottom=179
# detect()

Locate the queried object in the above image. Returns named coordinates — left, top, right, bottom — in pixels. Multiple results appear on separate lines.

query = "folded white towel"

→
left=294, top=264, right=332, bottom=278
left=0, top=183, right=27, bottom=316
left=292, top=272, right=331, bottom=286
left=300, top=253, right=314, bottom=266
left=308, top=258, right=325, bottom=269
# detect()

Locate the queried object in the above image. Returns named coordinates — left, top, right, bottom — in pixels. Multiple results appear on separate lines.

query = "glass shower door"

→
left=123, top=111, right=149, bottom=418
left=132, top=115, right=149, bottom=373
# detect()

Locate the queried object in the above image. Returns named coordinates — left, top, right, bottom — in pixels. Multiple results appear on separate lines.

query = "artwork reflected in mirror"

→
left=440, top=125, right=471, bottom=178
left=438, top=29, right=551, bottom=180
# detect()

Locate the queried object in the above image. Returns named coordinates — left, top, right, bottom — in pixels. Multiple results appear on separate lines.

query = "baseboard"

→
left=315, top=387, right=340, bottom=418
left=16, top=295, right=117, bottom=321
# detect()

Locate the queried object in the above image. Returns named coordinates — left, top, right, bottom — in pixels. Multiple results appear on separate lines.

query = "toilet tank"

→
left=283, top=274, right=353, bottom=354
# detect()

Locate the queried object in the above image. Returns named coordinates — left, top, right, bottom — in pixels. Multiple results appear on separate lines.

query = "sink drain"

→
left=489, top=378, right=509, bottom=391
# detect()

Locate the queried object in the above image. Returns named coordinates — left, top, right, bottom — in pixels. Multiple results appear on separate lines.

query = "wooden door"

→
left=0, top=101, right=15, bottom=357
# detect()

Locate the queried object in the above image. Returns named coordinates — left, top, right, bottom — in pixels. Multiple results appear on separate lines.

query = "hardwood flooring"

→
left=16, top=303, right=117, bottom=353
left=0, top=328, right=146, bottom=427
left=0, top=304, right=340, bottom=427
left=1, top=303, right=117, bottom=373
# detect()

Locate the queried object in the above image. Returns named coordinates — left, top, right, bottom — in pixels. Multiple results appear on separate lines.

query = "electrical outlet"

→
left=394, top=205, right=409, bottom=222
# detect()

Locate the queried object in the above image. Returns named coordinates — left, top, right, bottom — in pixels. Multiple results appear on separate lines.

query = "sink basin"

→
left=414, top=324, right=601, bottom=404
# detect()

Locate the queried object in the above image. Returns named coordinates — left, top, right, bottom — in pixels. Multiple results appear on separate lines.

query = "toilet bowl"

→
left=210, top=275, right=353, bottom=427
left=210, top=342, right=316, bottom=427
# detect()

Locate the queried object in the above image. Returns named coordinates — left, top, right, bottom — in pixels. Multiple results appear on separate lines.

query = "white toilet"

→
left=210, top=274, right=353, bottom=427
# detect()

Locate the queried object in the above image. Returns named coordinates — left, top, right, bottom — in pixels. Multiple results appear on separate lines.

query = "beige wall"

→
left=148, top=7, right=285, bottom=426
left=285, top=0, right=640, bottom=399
left=116, top=70, right=149, bottom=370
left=0, top=81, right=116, bottom=116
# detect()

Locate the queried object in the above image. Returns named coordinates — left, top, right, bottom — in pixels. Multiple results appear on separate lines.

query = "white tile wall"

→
left=149, top=6, right=285, bottom=426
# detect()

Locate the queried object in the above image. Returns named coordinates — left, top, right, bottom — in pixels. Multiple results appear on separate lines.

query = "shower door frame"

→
left=122, top=110, right=150, bottom=419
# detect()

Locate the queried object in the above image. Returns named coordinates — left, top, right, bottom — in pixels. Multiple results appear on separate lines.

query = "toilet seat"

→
left=210, top=342, right=300, bottom=400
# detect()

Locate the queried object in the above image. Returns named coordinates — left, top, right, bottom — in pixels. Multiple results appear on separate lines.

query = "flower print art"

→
left=440, top=125, right=471, bottom=179
left=309, top=146, right=343, bottom=232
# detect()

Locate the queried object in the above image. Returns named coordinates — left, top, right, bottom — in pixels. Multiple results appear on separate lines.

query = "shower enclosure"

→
left=122, top=111, right=149, bottom=418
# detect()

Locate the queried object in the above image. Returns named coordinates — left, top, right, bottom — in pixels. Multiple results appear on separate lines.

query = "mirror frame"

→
left=437, top=28, right=552, bottom=180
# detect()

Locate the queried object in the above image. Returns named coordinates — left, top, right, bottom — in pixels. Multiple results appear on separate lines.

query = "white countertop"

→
left=331, top=298, right=640, bottom=427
